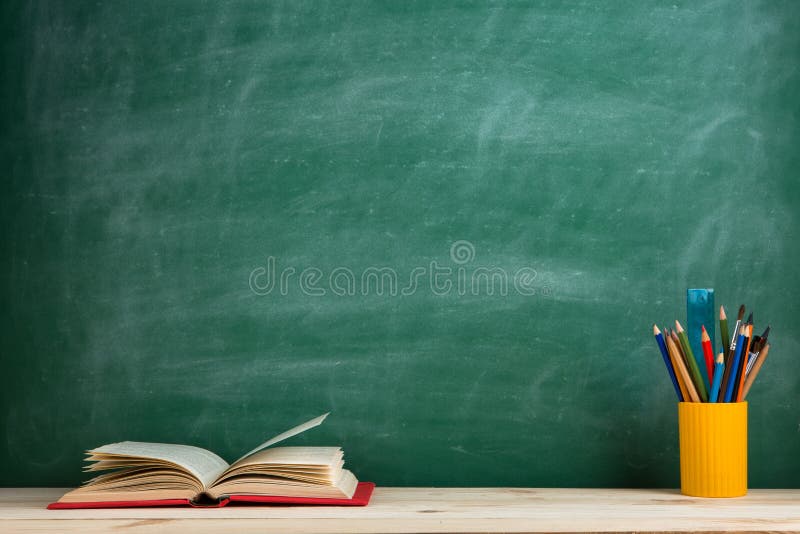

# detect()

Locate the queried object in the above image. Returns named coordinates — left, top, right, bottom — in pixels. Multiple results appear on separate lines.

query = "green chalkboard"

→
left=2, top=1, right=799, bottom=488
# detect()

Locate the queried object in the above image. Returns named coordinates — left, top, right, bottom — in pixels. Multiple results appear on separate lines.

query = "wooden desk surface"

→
left=2, top=487, right=799, bottom=533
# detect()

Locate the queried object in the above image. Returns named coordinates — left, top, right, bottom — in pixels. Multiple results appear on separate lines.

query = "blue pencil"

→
left=708, top=353, right=724, bottom=403
left=653, top=325, right=682, bottom=401
left=723, top=327, right=746, bottom=403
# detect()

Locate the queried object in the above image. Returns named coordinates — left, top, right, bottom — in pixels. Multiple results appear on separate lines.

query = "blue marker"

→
left=723, top=328, right=746, bottom=403
left=708, top=353, right=724, bottom=403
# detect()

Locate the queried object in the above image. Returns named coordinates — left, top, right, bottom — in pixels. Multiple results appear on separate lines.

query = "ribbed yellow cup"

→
left=678, top=402, right=747, bottom=497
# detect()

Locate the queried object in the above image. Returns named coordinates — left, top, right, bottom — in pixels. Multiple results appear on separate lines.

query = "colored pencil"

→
left=719, top=306, right=729, bottom=357
left=665, top=328, right=690, bottom=402
left=742, top=343, right=770, bottom=400
left=669, top=329, right=691, bottom=393
left=708, top=352, right=724, bottom=403
left=668, top=330, right=700, bottom=399
left=700, top=325, right=715, bottom=382
left=651, top=304, right=772, bottom=404
left=666, top=332, right=700, bottom=402
left=734, top=324, right=753, bottom=402
left=675, top=320, right=708, bottom=401
left=723, top=325, right=746, bottom=403
left=653, top=325, right=682, bottom=401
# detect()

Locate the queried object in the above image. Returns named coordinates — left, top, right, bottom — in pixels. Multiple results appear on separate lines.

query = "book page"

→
left=207, top=469, right=358, bottom=500
left=214, top=447, right=343, bottom=486
left=233, top=446, right=342, bottom=467
left=233, top=413, right=329, bottom=464
left=89, top=442, right=229, bottom=488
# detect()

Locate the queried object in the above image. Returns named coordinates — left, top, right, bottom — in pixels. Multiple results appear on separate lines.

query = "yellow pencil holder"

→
left=678, top=402, right=747, bottom=497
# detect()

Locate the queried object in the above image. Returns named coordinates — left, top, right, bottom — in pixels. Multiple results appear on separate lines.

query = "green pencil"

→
left=719, top=306, right=730, bottom=363
left=675, top=320, right=708, bottom=401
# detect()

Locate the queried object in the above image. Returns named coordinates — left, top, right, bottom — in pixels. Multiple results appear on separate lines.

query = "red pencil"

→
left=701, top=325, right=715, bottom=382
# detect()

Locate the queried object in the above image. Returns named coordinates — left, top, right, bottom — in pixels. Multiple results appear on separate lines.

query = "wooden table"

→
left=2, top=488, right=799, bottom=533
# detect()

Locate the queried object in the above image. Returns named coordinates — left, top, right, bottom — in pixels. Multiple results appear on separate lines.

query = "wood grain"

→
left=2, top=488, right=799, bottom=533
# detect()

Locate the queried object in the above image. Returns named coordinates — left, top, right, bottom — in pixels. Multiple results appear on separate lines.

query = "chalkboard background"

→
left=2, top=1, right=799, bottom=488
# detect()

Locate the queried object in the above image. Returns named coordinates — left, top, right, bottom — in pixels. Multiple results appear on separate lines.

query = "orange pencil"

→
left=700, top=325, right=715, bottom=382
left=664, top=328, right=690, bottom=402
left=666, top=332, right=700, bottom=402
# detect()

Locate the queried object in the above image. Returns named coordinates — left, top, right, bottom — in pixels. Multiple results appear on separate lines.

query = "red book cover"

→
left=48, top=482, right=375, bottom=509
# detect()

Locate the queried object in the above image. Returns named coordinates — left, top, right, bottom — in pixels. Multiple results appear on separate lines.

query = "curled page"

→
left=233, top=413, right=329, bottom=465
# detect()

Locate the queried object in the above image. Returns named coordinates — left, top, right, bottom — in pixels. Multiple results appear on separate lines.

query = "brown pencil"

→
left=675, top=320, right=708, bottom=401
left=742, top=343, right=770, bottom=400
left=669, top=329, right=692, bottom=390
left=670, top=329, right=685, bottom=360
left=664, top=328, right=690, bottom=401
left=666, top=332, right=700, bottom=402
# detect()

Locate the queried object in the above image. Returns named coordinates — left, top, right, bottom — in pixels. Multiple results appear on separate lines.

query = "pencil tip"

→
left=701, top=326, right=710, bottom=341
left=653, top=324, right=660, bottom=335
left=746, top=312, right=753, bottom=324
left=675, top=320, right=683, bottom=332
left=719, top=306, right=727, bottom=320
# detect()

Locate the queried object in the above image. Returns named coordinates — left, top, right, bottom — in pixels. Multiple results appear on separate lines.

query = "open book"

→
left=49, top=414, right=374, bottom=508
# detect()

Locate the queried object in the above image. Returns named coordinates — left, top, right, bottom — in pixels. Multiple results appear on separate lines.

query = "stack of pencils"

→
left=652, top=305, right=771, bottom=402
